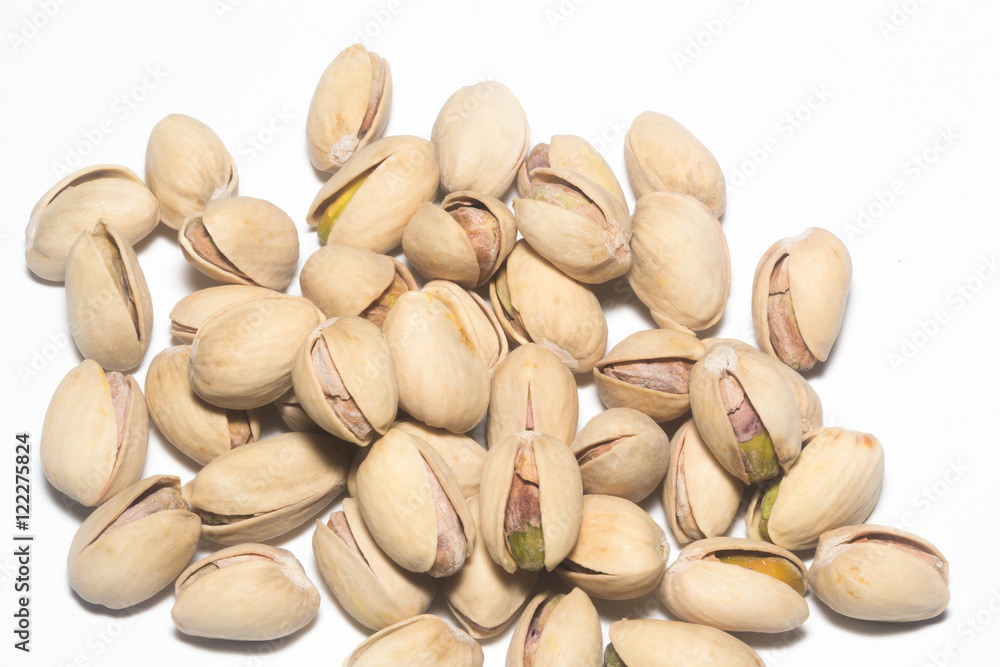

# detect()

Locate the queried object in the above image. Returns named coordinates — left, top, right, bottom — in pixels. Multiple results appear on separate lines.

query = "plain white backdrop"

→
left=3, top=0, right=1000, bottom=665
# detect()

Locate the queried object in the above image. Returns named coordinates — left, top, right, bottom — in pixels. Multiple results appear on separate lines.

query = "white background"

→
left=3, top=0, right=1000, bottom=665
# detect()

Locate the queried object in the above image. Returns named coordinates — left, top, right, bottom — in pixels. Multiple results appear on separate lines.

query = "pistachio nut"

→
left=432, top=80, right=529, bottom=198
left=307, top=135, right=439, bottom=253
left=65, top=221, right=153, bottom=371
left=422, top=279, right=509, bottom=375
left=594, top=328, right=706, bottom=422
left=752, top=227, right=852, bottom=371
left=488, top=343, right=578, bottom=450
left=506, top=588, right=602, bottom=667
left=689, top=343, right=802, bottom=484
left=67, top=475, right=200, bottom=609
left=624, top=111, right=726, bottom=217
left=571, top=408, right=669, bottom=503
left=442, top=495, right=538, bottom=639
left=605, top=619, right=764, bottom=667
left=178, top=196, right=299, bottom=290
left=145, top=113, right=238, bottom=230
left=490, top=240, right=608, bottom=374
left=659, top=537, right=809, bottom=633
left=382, top=291, right=490, bottom=433
left=355, top=428, right=476, bottom=577
left=403, top=191, right=516, bottom=288
left=344, top=614, right=484, bottom=667
left=41, top=359, right=147, bottom=506
left=517, top=134, right=627, bottom=209
left=145, top=346, right=259, bottom=465
left=25, top=165, right=159, bottom=281
left=307, top=44, right=391, bottom=172
left=274, top=389, right=324, bottom=433
left=189, top=293, right=326, bottom=409
left=628, top=192, right=731, bottom=333
left=291, top=316, right=398, bottom=446
left=480, top=431, right=583, bottom=573
left=390, top=421, right=486, bottom=499
left=182, top=432, right=351, bottom=544
left=663, top=419, right=743, bottom=545
left=169, top=284, right=277, bottom=343
left=747, top=427, right=884, bottom=550
left=172, top=543, right=319, bottom=641
left=809, top=525, right=949, bottom=622
left=313, top=498, right=434, bottom=631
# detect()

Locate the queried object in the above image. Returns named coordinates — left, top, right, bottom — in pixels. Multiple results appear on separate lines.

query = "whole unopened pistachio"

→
left=307, top=44, right=391, bottom=172
left=604, top=619, right=764, bottom=667
left=506, top=588, right=602, bottom=667
left=65, top=221, right=153, bottom=371
left=517, top=135, right=627, bottom=209
left=169, top=285, right=277, bottom=343
left=25, top=165, right=159, bottom=281
left=390, top=421, right=486, bottom=499
left=344, top=614, right=484, bottom=667
left=422, top=280, right=509, bottom=375
left=172, top=543, right=319, bottom=641
left=752, top=228, right=852, bottom=371
left=145, top=113, right=238, bottom=230
left=273, top=389, right=323, bottom=433
left=68, top=475, right=200, bottom=609
left=809, top=525, right=949, bottom=622
left=41, top=359, right=147, bottom=506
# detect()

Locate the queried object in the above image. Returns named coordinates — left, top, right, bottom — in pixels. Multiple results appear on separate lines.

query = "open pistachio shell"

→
left=390, top=421, right=486, bottom=499
left=517, top=135, right=627, bottom=209
left=505, top=588, right=602, bottom=667
left=345, top=614, right=484, bottom=667
left=607, top=619, right=764, bottom=667
left=169, top=285, right=277, bottom=343
left=422, top=280, right=509, bottom=376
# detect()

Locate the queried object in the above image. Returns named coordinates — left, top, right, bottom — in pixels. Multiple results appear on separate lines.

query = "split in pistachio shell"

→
left=41, top=359, right=147, bottom=506
left=391, top=421, right=486, bottom=500
left=517, top=135, right=627, bottom=209
left=274, top=389, right=324, bottom=433
left=25, top=164, right=160, bottom=281
left=145, top=113, right=238, bottom=230
left=172, top=543, right=319, bottom=641
left=307, top=44, right=391, bottom=172
left=606, top=619, right=764, bottom=667
left=65, top=221, right=153, bottom=371
left=809, top=525, right=949, bottom=622
left=68, top=475, right=201, bottom=609
left=422, top=280, right=509, bottom=375
left=506, top=588, right=602, bottom=667
left=169, top=284, right=277, bottom=343
left=344, top=614, right=484, bottom=667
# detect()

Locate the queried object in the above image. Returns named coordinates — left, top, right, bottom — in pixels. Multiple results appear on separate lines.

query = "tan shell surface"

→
left=609, top=619, right=764, bottom=667
left=274, top=389, right=324, bottom=434
left=345, top=614, right=484, bottom=667
left=299, top=243, right=416, bottom=319
left=505, top=588, right=602, bottom=667
left=422, top=280, right=508, bottom=375
left=392, top=421, right=486, bottom=499
left=518, top=134, right=627, bottom=209
left=169, top=285, right=277, bottom=343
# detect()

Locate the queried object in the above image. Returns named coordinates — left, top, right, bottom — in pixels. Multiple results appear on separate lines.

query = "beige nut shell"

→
left=422, top=280, right=509, bottom=376
left=345, top=614, right=484, bottom=667
left=505, top=588, right=602, bottom=667
left=390, top=421, right=486, bottom=499
left=299, top=243, right=417, bottom=320
left=517, top=134, right=627, bottom=209
left=169, top=285, right=277, bottom=343
left=608, top=619, right=764, bottom=666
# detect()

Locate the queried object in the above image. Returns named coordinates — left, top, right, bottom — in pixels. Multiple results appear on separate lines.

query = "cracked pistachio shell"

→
left=403, top=191, right=516, bottom=289
left=628, top=192, right=731, bottom=333
left=307, top=44, right=391, bottom=172
left=490, top=240, right=608, bottom=374
left=594, top=328, right=706, bottom=422
left=689, top=343, right=802, bottom=484
left=274, top=389, right=324, bottom=433
left=145, top=113, right=238, bottom=230
left=664, top=420, right=743, bottom=545
left=182, top=432, right=351, bottom=544
left=422, top=280, right=509, bottom=375
left=65, top=222, right=153, bottom=371
left=517, top=134, right=627, bottom=209
left=307, top=135, right=439, bottom=253
left=555, top=494, right=669, bottom=600
left=25, top=165, right=159, bottom=281
left=809, top=525, right=949, bottom=622
left=571, top=408, right=669, bottom=503
left=659, top=537, right=809, bottom=633
left=480, top=431, right=583, bottom=573
left=145, top=346, right=259, bottom=465
left=752, top=227, right=852, bottom=369
left=513, top=168, right=631, bottom=284
left=390, top=421, right=486, bottom=499
left=313, top=498, right=434, bottom=631
left=169, top=285, right=277, bottom=343
left=506, top=588, right=602, bottom=667
left=607, top=619, right=764, bottom=667
left=41, top=360, right=147, bottom=506
left=292, top=316, right=398, bottom=446
left=488, top=343, right=578, bottom=450
left=432, top=81, right=529, bottom=198
left=442, top=495, right=537, bottom=639
left=356, top=428, right=476, bottom=575
left=624, top=111, right=726, bottom=217
left=68, top=475, right=200, bottom=609
left=747, top=427, right=884, bottom=551
left=346, top=614, right=484, bottom=667
left=172, top=543, right=319, bottom=641
left=178, top=196, right=299, bottom=290
left=383, top=291, right=490, bottom=433
left=189, top=294, right=326, bottom=409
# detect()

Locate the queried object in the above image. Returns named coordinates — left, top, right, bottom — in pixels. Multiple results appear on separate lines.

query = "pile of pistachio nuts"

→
left=28, top=43, right=950, bottom=666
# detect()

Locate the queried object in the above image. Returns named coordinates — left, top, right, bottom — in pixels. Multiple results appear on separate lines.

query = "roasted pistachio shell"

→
left=25, top=165, right=159, bottom=281
left=307, top=44, right=391, bottom=172
left=391, top=421, right=486, bottom=499
left=606, top=619, right=764, bottom=667
left=68, top=475, right=200, bottom=609
left=809, top=525, right=950, bottom=622
left=345, top=614, right=484, bottom=667
left=517, top=135, right=627, bottom=209
left=172, top=543, right=319, bottom=641
left=41, top=359, right=147, bottom=506
left=169, top=285, right=277, bottom=343
left=145, top=345, right=259, bottom=465
left=422, top=280, right=509, bottom=375
left=506, top=588, right=602, bottom=667
left=145, top=113, right=238, bottom=230
left=65, top=221, right=153, bottom=371
left=274, top=389, right=324, bottom=433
